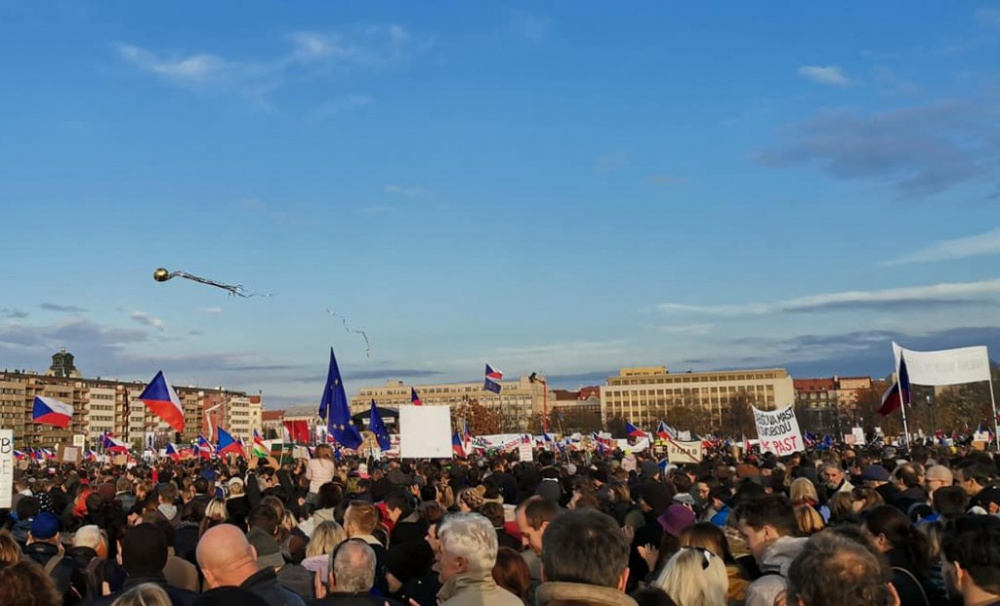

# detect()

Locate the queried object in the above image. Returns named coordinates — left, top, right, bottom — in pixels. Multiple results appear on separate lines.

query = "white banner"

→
left=753, top=406, right=805, bottom=456
left=893, top=342, right=992, bottom=386
left=0, top=430, right=13, bottom=508
left=399, top=405, right=452, bottom=459
left=666, top=439, right=703, bottom=463
left=518, top=443, right=533, bottom=462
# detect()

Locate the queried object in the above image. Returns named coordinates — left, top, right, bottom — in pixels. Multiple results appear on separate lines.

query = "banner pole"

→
left=989, top=375, right=999, bottom=452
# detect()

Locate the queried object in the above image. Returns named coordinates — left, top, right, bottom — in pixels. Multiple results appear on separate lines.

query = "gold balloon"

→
left=153, top=268, right=171, bottom=282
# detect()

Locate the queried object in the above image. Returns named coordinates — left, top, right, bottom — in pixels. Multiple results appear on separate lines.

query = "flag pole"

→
left=989, top=374, right=1000, bottom=452
left=895, top=348, right=911, bottom=449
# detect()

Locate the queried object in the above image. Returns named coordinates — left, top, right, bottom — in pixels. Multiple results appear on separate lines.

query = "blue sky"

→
left=2, top=2, right=999, bottom=407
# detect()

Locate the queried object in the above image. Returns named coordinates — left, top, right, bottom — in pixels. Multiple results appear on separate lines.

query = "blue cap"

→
left=30, top=512, right=61, bottom=540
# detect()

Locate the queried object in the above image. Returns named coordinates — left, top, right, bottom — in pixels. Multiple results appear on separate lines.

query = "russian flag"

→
left=32, top=396, right=74, bottom=428
left=138, top=370, right=185, bottom=432
left=217, top=427, right=243, bottom=456
left=626, top=422, right=648, bottom=438
left=452, top=432, right=467, bottom=458
left=165, top=443, right=181, bottom=462
left=411, top=387, right=422, bottom=406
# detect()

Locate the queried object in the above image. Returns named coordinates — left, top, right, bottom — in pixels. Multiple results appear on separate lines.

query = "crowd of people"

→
left=3, top=440, right=1000, bottom=606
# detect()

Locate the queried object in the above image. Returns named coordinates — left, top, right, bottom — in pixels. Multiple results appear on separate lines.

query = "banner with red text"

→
left=752, top=405, right=805, bottom=456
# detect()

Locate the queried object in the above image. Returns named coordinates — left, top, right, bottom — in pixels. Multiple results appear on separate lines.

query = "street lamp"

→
left=529, top=372, right=549, bottom=433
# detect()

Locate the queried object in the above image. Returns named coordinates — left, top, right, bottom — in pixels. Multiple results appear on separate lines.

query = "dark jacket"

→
left=886, top=548, right=946, bottom=606
left=393, top=574, right=441, bottom=606
left=23, top=541, right=75, bottom=601
left=242, top=567, right=307, bottom=606
left=389, top=513, right=428, bottom=548
left=66, top=545, right=114, bottom=603
left=311, top=593, right=403, bottom=606
left=626, top=510, right=662, bottom=592
left=85, top=573, right=198, bottom=606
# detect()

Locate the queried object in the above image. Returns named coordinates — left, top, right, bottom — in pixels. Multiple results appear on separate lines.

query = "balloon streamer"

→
left=152, top=267, right=271, bottom=298
left=326, top=309, right=372, bottom=358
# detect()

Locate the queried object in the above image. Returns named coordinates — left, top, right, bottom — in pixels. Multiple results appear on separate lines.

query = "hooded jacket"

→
left=745, top=536, right=807, bottom=606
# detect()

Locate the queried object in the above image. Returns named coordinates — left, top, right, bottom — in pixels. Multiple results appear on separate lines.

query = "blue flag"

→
left=322, top=347, right=363, bottom=449
left=369, top=399, right=391, bottom=451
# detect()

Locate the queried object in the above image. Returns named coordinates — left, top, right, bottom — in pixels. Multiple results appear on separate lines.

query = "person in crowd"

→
left=786, top=530, right=891, bottom=606
left=247, top=504, right=314, bottom=602
left=820, top=464, right=854, bottom=499
left=852, top=487, right=885, bottom=514
left=789, top=478, right=829, bottom=523
left=22, top=511, right=76, bottom=602
left=111, top=583, right=173, bottom=606
left=0, top=559, right=64, bottom=606
left=514, top=496, right=562, bottom=557
left=654, top=547, right=728, bottom=606
left=535, top=509, right=636, bottom=606
left=386, top=490, right=426, bottom=548
left=312, top=539, right=387, bottom=606
left=954, top=459, right=1000, bottom=514
left=924, top=466, right=953, bottom=501
left=680, top=522, right=750, bottom=604
left=863, top=505, right=946, bottom=606
left=156, top=520, right=200, bottom=593
left=68, top=524, right=113, bottom=602
left=199, top=499, right=229, bottom=538
left=343, top=501, right=389, bottom=595
left=793, top=505, right=825, bottom=537
left=91, top=523, right=198, bottom=606
left=307, top=446, right=338, bottom=508
left=197, top=523, right=305, bottom=606
left=732, top=495, right=806, bottom=606
left=492, top=547, right=532, bottom=606
left=301, top=521, right=347, bottom=582
left=479, top=502, right=520, bottom=552
left=941, top=514, right=1000, bottom=606
left=435, top=513, right=522, bottom=606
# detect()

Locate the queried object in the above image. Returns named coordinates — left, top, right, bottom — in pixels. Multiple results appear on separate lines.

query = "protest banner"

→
left=399, top=405, right=451, bottom=459
left=666, top=438, right=703, bottom=464
left=753, top=405, right=805, bottom=456
left=0, top=430, right=12, bottom=508
left=518, top=443, right=533, bottom=462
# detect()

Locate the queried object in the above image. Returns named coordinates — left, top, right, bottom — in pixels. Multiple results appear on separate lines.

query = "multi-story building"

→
left=551, top=386, right=602, bottom=433
left=262, top=409, right=286, bottom=440
left=794, top=375, right=876, bottom=435
left=351, top=376, right=555, bottom=432
left=0, top=351, right=264, bottom=449
left=600, top=366, right=795, bottom=428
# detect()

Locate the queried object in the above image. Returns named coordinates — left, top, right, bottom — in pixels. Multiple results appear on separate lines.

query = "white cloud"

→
left=383, top=184, right=429, bottom=198
left=656, top=278, right=1000, bottom=315
left=129, top=311, right=166, bottom=330
left=883, top=227, right=1000, bottom=265
left=797, top=65, right=852, bottom=87
left=202, top=307, right=223, bottom=314
left=658, top=323, right=714, bottom=335
left=975, top=7, right=1000, bottom=26
left=117, top=44, right=233, bottom=85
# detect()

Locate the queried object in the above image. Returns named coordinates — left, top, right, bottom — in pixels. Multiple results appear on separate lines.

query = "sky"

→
left=1, top=2, right=999, bottom=407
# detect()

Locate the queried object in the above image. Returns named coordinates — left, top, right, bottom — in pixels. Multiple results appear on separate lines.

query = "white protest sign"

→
left=399, top=405, right=452, bottom=459
left=844, top=434, right=857, bottom=445
left=73, top=435, right=85, bottom=448
left=893, top=342, right=991, bottom=386
left=0, top=430, right=13, bottom=508
left=518, top=443, right=533, bottom=462
left=852, top=427, right=865, bottom=444
left=752, top=406, right=805, bottom=456
left=666, top=439, right=703, bottom=464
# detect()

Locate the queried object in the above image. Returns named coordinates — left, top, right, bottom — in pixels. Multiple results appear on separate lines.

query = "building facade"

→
left=600, top=366, right=795, bottom=429
left=350, top=376, right=555, bottom=432
left=794, top=375, right=875, bottom=435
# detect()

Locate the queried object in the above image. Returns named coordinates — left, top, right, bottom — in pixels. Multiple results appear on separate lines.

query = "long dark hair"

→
left=864, top=505, right=932, bottom=573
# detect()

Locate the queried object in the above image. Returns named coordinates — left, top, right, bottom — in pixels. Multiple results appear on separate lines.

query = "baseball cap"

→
left=30, top=512, right=61, bottom=540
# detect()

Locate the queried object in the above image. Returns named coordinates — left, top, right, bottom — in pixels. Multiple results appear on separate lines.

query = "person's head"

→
left=73, top=525, right=103, bottom=552
left=193, top=477, right=210, bottom=496
left=787, top=530, right=889, bottom=606
left=307, top=521, right=346, bottom=559
left=820, top=464, right=845, bottom=490
left=933, top=486, right=969, bottom=522
left=653, top=547, right=727, bottom=606
left=384, top=491, right=413, bottom=524
left=956, top=459, right=996, bottom=496
left=121, top=524, right=169, bottom=577
left=732, top=495, right=797, bottom=561
left=541, top=509, right=630, bottom=591
left=227, top=478, right=245, bottom=497
left=328, top=539, right=376, bottom=593
left=515, top=496, right=561, bottom=556
left=794, top=505, right=825, bottom=536
left=158, top=483, right=178, bottom=505
left=789, top=478, right=820, bottom=506
left=344, top=501, right=378, bottom=537
left=492, top=546, right=531, bottom=600
left=0, top=529, right=22, bottom=565
left=315, top=444, right=334, bottom=462
left=479, top=502, right=505, bottom=530
left=827, top=492, right=858, bottom=524
left=0, top=560, right=63, bottom=606
left=680, top=522, right=734, bottom=562
left=851, top=487, right=884, bottom=513
left=925, top=465, right=954, bottom=497
left=942, top=515, right=1000, bottom=603
left=248, top=504, right=280, bottom=537
left=205, top=499, right=228, bottom=522
left=317, top=482, right=343, bottom=510
left=110, top=583, right=172, bottom=606
left=863, top=505, right=931, bottom=572
left=437, top=513, right=497, bottom=583
left=28, top=512, right=61, bottom=545
left=197, top=524, right=260, bottom=588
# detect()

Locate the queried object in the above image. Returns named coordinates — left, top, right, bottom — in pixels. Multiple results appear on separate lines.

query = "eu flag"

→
left=369, top=399, right=391, bottom=451
left=322, top=347, right=363, bottom=449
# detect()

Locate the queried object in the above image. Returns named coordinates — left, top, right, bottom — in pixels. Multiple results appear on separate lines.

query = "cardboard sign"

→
left=852, top=427, right=865, bottom=444
left=58, top=445, right=80, bottom=464
left=0, top=430, right=13, bottom=508
left=518, top=443, right=533, bottom=462
left=73, top=435, right=85, bottom=448
left=399, top=405, right=452, bottom=459
left=113, top=455, right=128, bottom=466
left=753, top=406, right=805, bottom=456
left=666, top=439, right=704, bottom=464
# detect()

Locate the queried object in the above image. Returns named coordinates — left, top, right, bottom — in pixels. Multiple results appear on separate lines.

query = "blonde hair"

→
left=789, top=477, right=820, bottom=505
left=314, top=444, right=334, bottom=461
left=205, top=499, right=229, bottom=521
left=111, top=583, right=172, bottom=606
left=794, top=505, right=825, bottom=536
left=654, top=547, right=728, bottom=606
left=306, top=521, right=347, bottom=558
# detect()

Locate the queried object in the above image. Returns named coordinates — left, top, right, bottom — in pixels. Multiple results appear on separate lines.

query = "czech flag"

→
left=197, top=434, right=215, bottom=459
left=13, top=450, right=26, bottom=460
left=452, top=432, right=467, bottom=458
left=626, top=422, right=648, bottom=438
left=878, top=354, right=911, bottom=416
left=83, top=449, right=98, bottom=461
left=411, top=387, right=422, bottom=406
left=101, top=434, right=130, bottom=453
left=485, top=364, right=503, bottom=381
left=32, top=396, right=74, bottom=428
left=165, top=443, right=181, bottom=462
left=483, top=364, right=503, bottom=394
left=138, top=371, right=185, bottom=432
left=656, top=421, right=677, bottom=441
left=217, top=427, right=243, bottom=456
